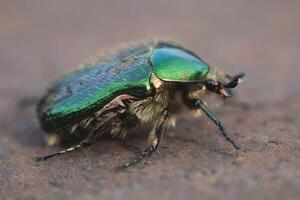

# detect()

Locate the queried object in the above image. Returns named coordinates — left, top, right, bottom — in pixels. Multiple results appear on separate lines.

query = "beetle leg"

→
left=121, top=108, right=170, bottom=168
left=35, top=129, right=99, bottom=161
left=35, top=111, right=119, bottom=161
left=195, top=100, right=241, bottom=150
left=35, top=144, right=83, bottom=161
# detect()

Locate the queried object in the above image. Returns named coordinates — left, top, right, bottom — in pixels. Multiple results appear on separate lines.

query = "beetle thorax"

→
left=128, top=75, right=207, bottom=127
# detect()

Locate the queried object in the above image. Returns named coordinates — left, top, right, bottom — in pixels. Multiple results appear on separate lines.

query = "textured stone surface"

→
left=0, top=1, right=299, bottom=200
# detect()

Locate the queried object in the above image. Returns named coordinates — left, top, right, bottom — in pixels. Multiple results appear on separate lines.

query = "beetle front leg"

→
left=195, top=100, right=240, bottom=149
left=121, top=108, right=170, bottom=169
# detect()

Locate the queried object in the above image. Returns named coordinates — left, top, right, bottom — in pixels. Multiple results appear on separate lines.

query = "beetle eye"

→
left=206, top=79, right=217, bottom=86
left=205, top=79, right=220, bottom=94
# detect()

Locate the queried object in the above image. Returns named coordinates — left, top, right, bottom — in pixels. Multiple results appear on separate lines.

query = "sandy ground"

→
left=0, top=0, right=299, bottom=199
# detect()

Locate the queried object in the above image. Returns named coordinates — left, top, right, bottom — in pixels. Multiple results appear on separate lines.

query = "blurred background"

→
left=0, top=1, right=299, bottom=200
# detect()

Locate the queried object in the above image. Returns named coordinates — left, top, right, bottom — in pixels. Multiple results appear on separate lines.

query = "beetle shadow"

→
left=12, top=102, right=46, bottom=148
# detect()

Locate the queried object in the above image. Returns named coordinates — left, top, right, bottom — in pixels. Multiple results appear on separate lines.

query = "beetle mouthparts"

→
left=219, top=86, right=233, bottom=97
left=224, top=73, right=245, bottom=88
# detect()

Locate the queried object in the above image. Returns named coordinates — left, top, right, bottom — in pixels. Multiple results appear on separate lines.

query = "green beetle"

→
left=36, top=40, right=245, bottom=168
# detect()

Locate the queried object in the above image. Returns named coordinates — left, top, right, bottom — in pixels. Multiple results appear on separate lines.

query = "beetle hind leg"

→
left=35, top=129, right=99, bottom=161
left=36, top=110, right=119, bottom=161
left=35, top=144, right=83, bottom=161
left=121, top=108, right=170, bottom=169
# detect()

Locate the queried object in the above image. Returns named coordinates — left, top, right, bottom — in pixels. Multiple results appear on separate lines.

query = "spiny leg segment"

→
left=35, top=129, right=99, bottom=161
left=195, top=99, right=240, bottom=149
left=35, top=144, right=83, bottom=161
left=35, top=112, right=117, bottom=161
left=121, top=108, right=170, bottom=168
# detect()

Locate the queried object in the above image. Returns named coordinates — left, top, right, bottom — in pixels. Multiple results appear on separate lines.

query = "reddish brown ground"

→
left=0, top=1, right=299, bottom=200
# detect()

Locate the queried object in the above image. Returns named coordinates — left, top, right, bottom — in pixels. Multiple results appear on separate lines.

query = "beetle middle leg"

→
left=121, top=107, right=170, bottom=168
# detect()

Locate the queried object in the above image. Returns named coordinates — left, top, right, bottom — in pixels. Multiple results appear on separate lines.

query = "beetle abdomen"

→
left=37, top=41, right=156, bottom=132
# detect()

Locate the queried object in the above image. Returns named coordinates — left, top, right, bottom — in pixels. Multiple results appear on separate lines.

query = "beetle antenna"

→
left=224, top=73, right=245, bottom=88
left=225, top=74, right=233, bottom=79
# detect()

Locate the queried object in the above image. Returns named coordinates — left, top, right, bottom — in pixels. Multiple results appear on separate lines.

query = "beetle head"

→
left=205, top=72, right=245, bottom=98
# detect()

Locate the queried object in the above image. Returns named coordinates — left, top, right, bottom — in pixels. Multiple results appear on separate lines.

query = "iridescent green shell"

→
left=37, top=42, right=155, bottom=131
left=151, top=42, right=210, bottom=82
left=37, top=41, right=211, bottom=131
